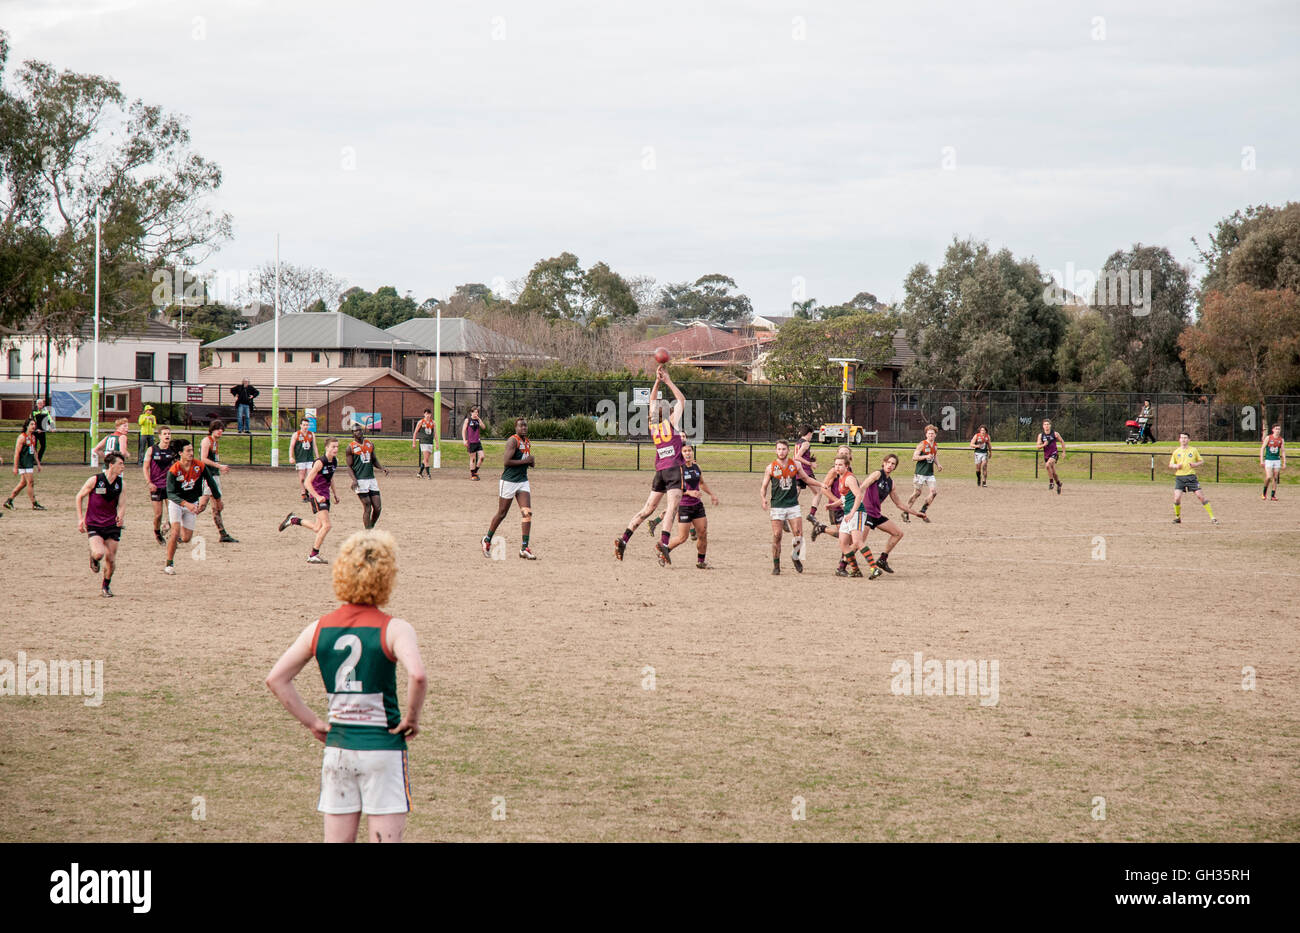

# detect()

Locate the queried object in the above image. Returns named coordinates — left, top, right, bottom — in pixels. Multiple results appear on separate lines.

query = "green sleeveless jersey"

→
left=502, top=435, right=530, bottom=483
left=17, top=433, right=37, bottom=469
left=914, top=439, right=937, bottom=476
left=313, top=604, right=407, bottom=751
left=417, top=420, right=436, bottom=444
left=768, top=459, right=800, bottom=509
left=347, top=440, right=376, bottom=480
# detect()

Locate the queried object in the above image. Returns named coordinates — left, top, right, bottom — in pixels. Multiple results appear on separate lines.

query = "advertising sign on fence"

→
left=186, top=385, right=204, bottom=402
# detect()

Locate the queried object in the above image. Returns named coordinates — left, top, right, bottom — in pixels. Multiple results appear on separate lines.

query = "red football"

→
left=654, top=347, right=671, bottom=364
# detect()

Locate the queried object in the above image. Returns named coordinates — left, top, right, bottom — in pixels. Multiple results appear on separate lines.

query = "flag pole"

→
left=89, top=203, right=101, bottom=466
left=270, top=234, right=281, bottom=467
left=433, top=303, right=441, bottom=469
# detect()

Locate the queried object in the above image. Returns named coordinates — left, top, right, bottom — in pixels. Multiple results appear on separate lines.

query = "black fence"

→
left=9, top=376, right=1300, bottom=444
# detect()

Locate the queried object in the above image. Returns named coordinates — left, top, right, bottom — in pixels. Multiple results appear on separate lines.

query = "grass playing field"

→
left=1, top=459, right=1297, bottom=841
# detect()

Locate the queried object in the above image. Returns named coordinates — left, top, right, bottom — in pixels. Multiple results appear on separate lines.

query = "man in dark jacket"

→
left=231, top=380, right=259, bottom=433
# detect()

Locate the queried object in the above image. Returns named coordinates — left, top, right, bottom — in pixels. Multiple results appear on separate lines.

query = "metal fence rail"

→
left=5, top=431, right=1284, bottom=486
left=8, top=375, right=1299, bottom=444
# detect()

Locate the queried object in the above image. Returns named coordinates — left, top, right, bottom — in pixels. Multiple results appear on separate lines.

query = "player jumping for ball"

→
left=482, top=417, right=537, bottom=559
left=969, top=424, right=991, bottom=487
left=347, top=427, right=390, bottom=529
left=761, top=438, right=826, bottom=575
left=1260, top=424, right=1285, bottom=500
left=1037, top=419, right=1065, bottom=493
left=197, top=419, right=238, bottom=542
left=615, top=366, right=687, bottom=565
left=266, top=529, right=427, bottom=843
left=1170, top=432, right=1217, bottom=525
left=903, top=424, right=941, bottom=522
left=6, top=418, right=45, bottom=511
left=142, top=426, right=177, bottom=544
left=280, top=436, right=342, bottom=563
left=75, top=451, right=127, bottom=597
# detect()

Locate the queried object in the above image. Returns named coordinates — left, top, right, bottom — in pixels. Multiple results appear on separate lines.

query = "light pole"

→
left=90, top=203, right=101, bottom=466
left=433, top=303, right=441, bottom=469
left=271, top=235, right=281, bottom=466
left=828, top=357, right=861, bottom=426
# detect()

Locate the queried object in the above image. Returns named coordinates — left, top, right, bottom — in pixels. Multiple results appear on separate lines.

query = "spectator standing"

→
left=231, top=379, right=260, bottom=434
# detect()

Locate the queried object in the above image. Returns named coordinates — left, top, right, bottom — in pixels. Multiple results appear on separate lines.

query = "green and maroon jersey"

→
left=312, top=604, right=406, bottom=751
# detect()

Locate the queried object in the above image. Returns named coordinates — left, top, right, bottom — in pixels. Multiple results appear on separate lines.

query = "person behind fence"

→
left=31, top=397, right=54, bottom=462
left=231, top=379, right=259, bottom=434
left=1137, top=399, right=1154, bottom=443
left=137, top=404, right=157, bottom=464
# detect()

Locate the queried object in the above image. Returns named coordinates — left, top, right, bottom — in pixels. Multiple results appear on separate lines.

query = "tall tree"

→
left=764, top=312, right=896, bottom=384
left=901, top=237, right=1066, bottom=390
left=516, top=252, right=638, bottom=326
left=0, top=30, right=230, bottom=338
left=1055, top=311, right=1135, bottom=392
left=1092, top=243, right=1192, bottom=391
left=658, top=274, right=753, bottom=324
left=337, top=285, right=422, bottom=329
left=243, top=261, right=343, bottom=315
left=1179, top=285, right=1300, bottom=427
left=1195, top=202, right=1300, bottom=302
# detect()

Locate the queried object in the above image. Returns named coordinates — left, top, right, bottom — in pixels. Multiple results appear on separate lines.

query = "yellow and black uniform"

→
left=1171, top=445, right=1202, bottom=491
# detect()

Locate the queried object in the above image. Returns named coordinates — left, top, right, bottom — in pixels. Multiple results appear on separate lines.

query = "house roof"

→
left=3, top=317, right=200, bottom=343
left=191, top=365, right=450, bottom=409
left=627, top=322, right=760, bottom=359
left=889, top=328, right=916, bottom=369
left=385, top=317, right=543, bottom=357
left=752, top=314, right=794, bottom=329
left=202, top=312, right=405, bottom=351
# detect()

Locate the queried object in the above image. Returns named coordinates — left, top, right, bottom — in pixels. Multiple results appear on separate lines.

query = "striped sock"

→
left=859, top=546, right=875, bottom=567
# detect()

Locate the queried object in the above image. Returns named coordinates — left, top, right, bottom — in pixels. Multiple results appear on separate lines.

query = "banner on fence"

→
left=51, top=390, right=90, bottom=419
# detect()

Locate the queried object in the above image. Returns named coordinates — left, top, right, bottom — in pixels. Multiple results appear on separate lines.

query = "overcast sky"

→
left=6, top=0, right=1298, bottom=312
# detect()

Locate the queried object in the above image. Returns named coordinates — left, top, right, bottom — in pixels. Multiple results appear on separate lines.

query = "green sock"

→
left=522, top=534, right=529, bottom=547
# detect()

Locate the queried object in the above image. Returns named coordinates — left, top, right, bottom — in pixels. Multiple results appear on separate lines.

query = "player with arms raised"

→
left=615, top=362, right=687, bottom=564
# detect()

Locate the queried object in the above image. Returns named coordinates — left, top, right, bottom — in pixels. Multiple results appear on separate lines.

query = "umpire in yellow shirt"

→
left=138, top=405, right=157, bottom=464
left=1169, top=432, right=1217, bottom=525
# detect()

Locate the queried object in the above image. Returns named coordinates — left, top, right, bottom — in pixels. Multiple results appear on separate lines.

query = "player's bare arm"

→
left=74, top=475, right=96, bottom=532
left=698, top=478, right=720, bottom=506
left=265, top=623, right=331, bottom=743
left=386, top=619, right=427, bottom=738
left=659, top=366, right=686, bottom=430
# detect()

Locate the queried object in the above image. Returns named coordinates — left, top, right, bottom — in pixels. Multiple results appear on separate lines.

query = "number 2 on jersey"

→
left=333, top=634, right=364, bottom=692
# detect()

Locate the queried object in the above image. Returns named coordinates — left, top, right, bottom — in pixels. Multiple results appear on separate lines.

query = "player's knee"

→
left=520, top=507, right=532, bottom=519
